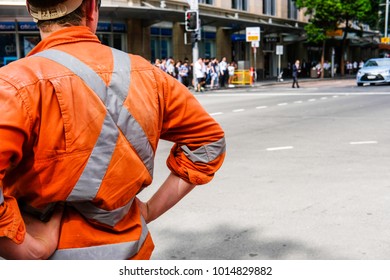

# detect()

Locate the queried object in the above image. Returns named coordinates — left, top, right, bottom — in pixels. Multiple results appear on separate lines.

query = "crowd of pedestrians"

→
left=152, top=56, right=237, bottom=92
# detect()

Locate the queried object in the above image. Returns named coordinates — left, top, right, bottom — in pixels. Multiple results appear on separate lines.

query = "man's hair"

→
left=27, top=0, right=96, bottom=30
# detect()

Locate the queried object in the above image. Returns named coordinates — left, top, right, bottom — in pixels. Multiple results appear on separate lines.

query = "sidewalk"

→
left=254, top=75, right=356, bottom=87
left=192, top=75, right=356, bottom=93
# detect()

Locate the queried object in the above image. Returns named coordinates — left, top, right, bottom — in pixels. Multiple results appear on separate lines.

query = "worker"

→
left=0, top=0, right=226, bottom=259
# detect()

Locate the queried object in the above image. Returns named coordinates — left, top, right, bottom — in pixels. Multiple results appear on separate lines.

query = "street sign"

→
left=276, top=45, right=283, bottom=55
left=251, top=41, right=259, bottom=48
left=246, top=27, right=260, bottom=42
left=186, top=0, right=198, bottom=10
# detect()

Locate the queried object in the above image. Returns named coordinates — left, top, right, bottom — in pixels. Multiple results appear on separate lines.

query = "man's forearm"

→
left=144, top=173, right=196, bottom=223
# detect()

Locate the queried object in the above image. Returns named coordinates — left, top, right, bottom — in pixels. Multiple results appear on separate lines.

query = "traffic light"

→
left=185, top=10, right=199, bottom=32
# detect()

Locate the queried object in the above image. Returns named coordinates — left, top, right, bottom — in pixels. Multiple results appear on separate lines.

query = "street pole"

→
left=186, top=0, right=199, bottom=89
left=386, top=0, right=389, bottom=37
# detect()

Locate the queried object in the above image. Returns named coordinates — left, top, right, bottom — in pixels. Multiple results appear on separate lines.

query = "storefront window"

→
left=19, top=34, right=41, bottom=56
left=0, top=33, right=17, bottom=67
left=151, top=26, right=173, bottom=62
left=96, top=22, right=127, bottom=51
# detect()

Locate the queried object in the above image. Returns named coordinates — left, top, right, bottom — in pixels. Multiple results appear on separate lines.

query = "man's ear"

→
left=85, top=0, right=97, bottom=21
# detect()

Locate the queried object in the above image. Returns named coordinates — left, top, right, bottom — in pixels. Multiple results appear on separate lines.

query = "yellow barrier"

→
left=231, top=70, right=253, bottom=85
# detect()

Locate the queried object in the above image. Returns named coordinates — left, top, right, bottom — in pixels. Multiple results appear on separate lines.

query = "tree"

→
left=294, top=0, right=375, bottom=76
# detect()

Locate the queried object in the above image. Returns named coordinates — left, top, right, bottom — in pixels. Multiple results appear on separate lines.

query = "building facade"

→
left=0, top=0, right=381, bottom=79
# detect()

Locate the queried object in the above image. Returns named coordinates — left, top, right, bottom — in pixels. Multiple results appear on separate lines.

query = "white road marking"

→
left=233, top=109, right=245, bottom=113
left=266, top=146, right=294, bottom=151
left=350, top=141, right=378, bottom=145
left=210, top=112, right=224, bottom=116
left=308, top=99, right=316, bottom=102
left=256, top=106, right=268, bottom=109
left=278, top=103, right=288, bottom=106
left=294, top=101, right=303, bottom=104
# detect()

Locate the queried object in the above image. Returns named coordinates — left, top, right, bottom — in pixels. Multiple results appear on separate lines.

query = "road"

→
left=139, top=78, right=390, bottom=260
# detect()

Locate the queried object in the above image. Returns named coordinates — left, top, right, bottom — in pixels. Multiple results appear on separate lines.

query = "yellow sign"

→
left=381, top=37, right=390, bottom=44
left=326, top=29, right=343, bottom=37
left=247, top=35, right=259, bottom=41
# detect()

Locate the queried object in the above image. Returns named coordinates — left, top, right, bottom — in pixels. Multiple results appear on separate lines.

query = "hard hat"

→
left=26, top=0, right=83, bottom=21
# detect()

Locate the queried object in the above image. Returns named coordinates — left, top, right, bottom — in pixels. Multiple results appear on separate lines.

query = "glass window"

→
left=0, top=33, right=17, bottom=67
left=263, top=0, right=275, bottom=15
left=150, top=27, right=173, bottom=62
left=288, top=0, right=298, bottom=19
left=96, top=22, right=127, bottom=51
left=19, top=34, right=41, bottom=57
left=199, top=0, right=213, bottom=4
left=232, top=0, right=247, bottom=11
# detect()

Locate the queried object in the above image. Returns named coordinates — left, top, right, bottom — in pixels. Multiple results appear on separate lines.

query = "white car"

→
left=356, top=58, right=390, bottom=86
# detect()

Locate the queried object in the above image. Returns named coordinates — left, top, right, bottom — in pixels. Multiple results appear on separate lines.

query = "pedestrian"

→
left=194, top=57, right=206, bottom=92
left=219, top=56, right=228, bottom=88
left=210, top=57, right=219, bottom=89
left=0, top=0, right=226, bottom=260
left=227, top=61, right=236, bottom=87
left=292, top=59, right=301, bottom=88
left=179, top=61, right=190, bottom=88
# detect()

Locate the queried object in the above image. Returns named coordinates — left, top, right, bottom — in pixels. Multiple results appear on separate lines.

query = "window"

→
left=199, top=0, right=213, bottom=4
left=150, top=27, right=173, bottom=62
left=263, top=0, right=275, bottom=15
left=0, top=33, right=17, bottom=66
left=288, top=0, right=298, bottom=19
left=232, top=0, right=247, bottom=11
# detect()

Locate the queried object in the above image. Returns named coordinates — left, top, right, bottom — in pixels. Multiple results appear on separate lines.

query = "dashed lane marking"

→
left=350, top=141, right=378, bottom=145
left=266, top=146, right=294, bottom=151
left=233, top=109, right=245, bottom=113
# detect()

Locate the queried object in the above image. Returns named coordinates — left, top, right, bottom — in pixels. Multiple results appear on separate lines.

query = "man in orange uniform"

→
left=0, top=0, right=226, bottom=259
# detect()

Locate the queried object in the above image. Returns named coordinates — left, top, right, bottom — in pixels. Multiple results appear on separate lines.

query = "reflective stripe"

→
left=0, top=190, right=4, bottom=204
left=181, top=137, right=226, bottom=163
left=49, top=216, right=149, bottom=260
left=34, top=49, right=154, bottom=227
left=70, top=197, right=134, bottom=227
left=117, top=109, right=154, bottom=175
left=34, top=49, right=154, bottom=177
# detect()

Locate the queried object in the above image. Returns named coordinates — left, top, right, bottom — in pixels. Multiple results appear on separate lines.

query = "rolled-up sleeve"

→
left=159, top=71, right=226, bottom=185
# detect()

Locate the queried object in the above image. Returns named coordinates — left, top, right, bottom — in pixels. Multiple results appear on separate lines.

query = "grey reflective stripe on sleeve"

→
left=0, top=190, right=4, bottom=204
left=181, top=137, right=226, bottom=163
left=49, top=216, right=149, bottom=260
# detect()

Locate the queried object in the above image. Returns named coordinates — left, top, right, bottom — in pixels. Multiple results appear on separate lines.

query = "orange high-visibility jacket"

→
left=0, top=26, right=226, bottom=259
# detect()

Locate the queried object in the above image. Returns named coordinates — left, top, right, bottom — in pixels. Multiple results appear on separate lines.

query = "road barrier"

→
left=231, top=70, right=253, bottom=85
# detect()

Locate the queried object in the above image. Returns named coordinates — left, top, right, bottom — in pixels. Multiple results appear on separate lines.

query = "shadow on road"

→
left=150, top=224, right=338, bottom=260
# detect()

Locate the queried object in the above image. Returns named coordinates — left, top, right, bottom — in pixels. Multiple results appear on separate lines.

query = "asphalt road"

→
left=139, top=78, right=390, bottom=260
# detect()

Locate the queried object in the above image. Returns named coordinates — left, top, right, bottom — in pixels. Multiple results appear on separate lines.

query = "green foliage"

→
left=293, top=0, right=375, bottom=42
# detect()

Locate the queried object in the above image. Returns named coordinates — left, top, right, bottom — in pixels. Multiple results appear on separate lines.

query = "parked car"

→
left=356, top=58, right=390, bottom=86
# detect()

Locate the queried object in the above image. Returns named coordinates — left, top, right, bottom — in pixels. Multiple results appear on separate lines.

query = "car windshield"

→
left=364, top=59, right=390, bottom=67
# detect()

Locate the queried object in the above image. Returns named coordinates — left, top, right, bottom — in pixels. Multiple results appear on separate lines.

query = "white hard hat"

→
left=26, top=0, right=83, bottom=21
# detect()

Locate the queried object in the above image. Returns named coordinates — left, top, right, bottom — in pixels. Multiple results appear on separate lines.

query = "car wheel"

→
left=357, top=83, right=363, bottom=87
